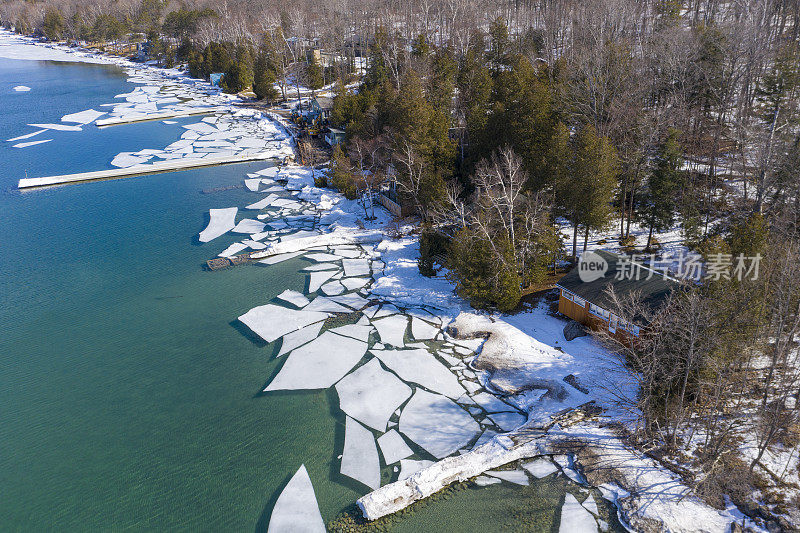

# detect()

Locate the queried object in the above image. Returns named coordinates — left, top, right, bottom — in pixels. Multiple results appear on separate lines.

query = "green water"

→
left=0, top=58, right=619, bottom=532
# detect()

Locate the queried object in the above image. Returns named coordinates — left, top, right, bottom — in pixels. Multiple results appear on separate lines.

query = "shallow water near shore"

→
left=0, top=57, right=620, bottom=531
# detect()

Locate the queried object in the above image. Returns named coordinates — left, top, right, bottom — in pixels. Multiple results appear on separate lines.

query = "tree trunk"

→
left=572, top=223, right=578, bottom=259
left=583, top=225, right=589, bottom=253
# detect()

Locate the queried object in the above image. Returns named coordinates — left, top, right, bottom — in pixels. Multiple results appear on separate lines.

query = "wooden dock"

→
left=17, top=153, right=277, bottom=189
left=95, top=107, right=228, bottom=127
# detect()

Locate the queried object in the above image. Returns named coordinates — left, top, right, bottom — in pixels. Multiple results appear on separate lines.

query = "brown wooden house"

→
left=556, top=250, right=680, bottom=342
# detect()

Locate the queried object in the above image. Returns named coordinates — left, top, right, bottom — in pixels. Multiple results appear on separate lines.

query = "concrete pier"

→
left=18, top=152, right=275, bottom=189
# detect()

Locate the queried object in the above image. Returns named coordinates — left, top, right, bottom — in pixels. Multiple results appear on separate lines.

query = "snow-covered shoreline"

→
left=5, top=30, right=765, bottom=533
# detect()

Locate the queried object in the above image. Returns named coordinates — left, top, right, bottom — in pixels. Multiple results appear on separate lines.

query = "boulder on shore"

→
left=563, top=320, right=587, bottom=341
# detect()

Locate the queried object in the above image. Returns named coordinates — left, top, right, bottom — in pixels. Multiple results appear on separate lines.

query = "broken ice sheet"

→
left=372, top=315, right=409, bottom=347
left=522, top=458, right=559, bottom=479
left=305, top=252, right=342, bottom=262
left=238, top=304, right=327, bottom=343
left=398, top=459, right=434, bottom=481
left=341, top=277, right=370, bottom=291
left=264, top=332, right=367, bottom=391
left=276, top=289, right=310, bottom=308
left=487, top=411, right=527, bottom=432
left=559, top=493, right=598, bottom=533
left=342, top=258, right=370, bottom=277
left=304, top=297, right=350, bottom=314
left=335, top=358, right=411, bottom=431
left=340, top=417, right=381, bottom=490
left=410, top=317, right=439, bottom=340
left=377, top=430, right=414, bottom=464
left=329, top=323, right=373, bottom=342
left=471, top=392, right=517, bottom=413
left=231, top=219, right=266, bottom=234
left=278, top=322, right=323, bottom=357
left=308, top=270, right=337, bottom=293
left=267, top=464, right=325, bottom=533
left=371, top=348, right=465, bottom=399
left=485, top=469, right=529, bottom=485
left=398, top=389, right=480, bottom=458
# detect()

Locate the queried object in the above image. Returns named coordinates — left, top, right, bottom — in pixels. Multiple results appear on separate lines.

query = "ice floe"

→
left=239, top=304, right=328, bottom=344
left=398, top=389, right=480, bottom=458
left=371, top=315, right=408, bottom=347
left=335, top=358, right=412, bottom=431
left=340, top=417, right=381, bottom=490
left=278, top=322, right=324, bottom=357
left=12, top=85, right=30, bottom=92
left=559, top=493, right=598, bottom=533
left=259, top=251, right=304, bottom=265
left=486, top=469, right=530, bottom=485
left=267, top=465, right=325, bottom=533
left=471, top=392, right=516, bottom=413
left=341, top=277, right=370, bottom=291
left=29, top=123, right=82, bottom=131
left=276, top=289, right=310, bottom=308
left=13, top=138, right=52, bottom=148
left=522, top=458, right=559, bottom=478
left=244, top=178, right=261, bottom=192
left=329, top=323, right=373, bottom=342
left=219, top=242, right=248, bottom=258
left=245, top=193, right=278, bottom=210
left=7, top=129, right=45, bottom=142
left=264, top=332, right=367, bottom=391
left=304, top=297, right=351, bottom=313
left=308, top=270, right=337, bottom=293
left=61, top=109, right=105, bottom=124
left=199, top=207, right=238, bottom=243
left=371, top=348, right=465, bottom=399
left=305, top=252, right=342, bottom=262
left=231, top=219, right=266, bottom=234
left=377, top=430, right=414, bottom=464
left=410, top=317, right=439, bottom=341
left=398, top=459, right=434, bottom=481
left=342, top=258, right=371, bottom=277
left=487, top=411, right=527, bottom=432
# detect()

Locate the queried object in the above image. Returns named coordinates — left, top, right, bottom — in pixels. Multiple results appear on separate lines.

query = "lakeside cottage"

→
left=556, top=250, right=680, bottom=341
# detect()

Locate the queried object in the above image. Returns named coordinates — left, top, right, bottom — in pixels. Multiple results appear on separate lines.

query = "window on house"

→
left=589, top=304, right=610, bottom=319
left=573, top=295, right=586, bottom=307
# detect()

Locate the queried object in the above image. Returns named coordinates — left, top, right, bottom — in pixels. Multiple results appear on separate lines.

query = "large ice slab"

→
left=246, top=193, right=278, bottom=210
left=335, top=358, right=412, bottom=431
left=398, top=389, right=480, bottom=458
left=398, top=459, right=434, bottom=480
left=267, top=464, right=325, bottom=533
left=329, top=323, right=373, bottom=342
left=377, top=430, right=414, bottom=464
left=231, top=219, right=266, bottom=234
left=372, top=315, right=408, bottom=347
left=278, top=322, right=324, bottom=357
left=342, top=258, right=371, bottom=277
left=486, top=469, right=529, bottom=485
left=239, top=304, right=328, bottom=343
left=471, top=392, right=516, bottom=413
left=13, top=138, right=52, bottom=148
left=522, top=458, right=559, bottom=478
left=265, top=332, right=367, bottom=391
left=61, top=109, right=105, bottom=124
left=340, top=417, right=381, bottom=490
left=411, top=317, right=439, bottom=340
left=308, top=270, right=337, bottom=293
left=199, top=207, right=237, bottom=242
left=304, top=297, right=351, bottom=313
left=276, top=289, right=310, bottom=308
left=559, top=493, right=598, bottom=533
left=371, top=349, right=465, bottom=399
left=487, top=412, right=527, bottom=432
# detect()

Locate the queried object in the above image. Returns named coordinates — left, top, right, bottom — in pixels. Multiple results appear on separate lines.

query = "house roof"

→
left=314, top=96, right=333, bottom=110
left=557, top=250, right=680, bottom=317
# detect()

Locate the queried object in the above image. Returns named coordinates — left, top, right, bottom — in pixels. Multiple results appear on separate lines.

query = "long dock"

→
left=95, top=107, right=228, bottom=127
left=18, top=153, right=275, bottom=189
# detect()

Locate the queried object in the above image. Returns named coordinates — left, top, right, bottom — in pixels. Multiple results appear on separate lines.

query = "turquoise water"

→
left=0, top=58, right=621, bottom=532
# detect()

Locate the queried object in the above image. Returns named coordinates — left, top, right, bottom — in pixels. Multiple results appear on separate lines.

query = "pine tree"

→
left=638, top=128, right=685, bottom=250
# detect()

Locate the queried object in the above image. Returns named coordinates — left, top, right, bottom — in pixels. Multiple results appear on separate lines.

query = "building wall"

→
left=558, top=289, right=637, bottom=344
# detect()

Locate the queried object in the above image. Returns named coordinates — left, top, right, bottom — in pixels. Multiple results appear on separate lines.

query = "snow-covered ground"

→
left=7, top=29, right=769, bottom=532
